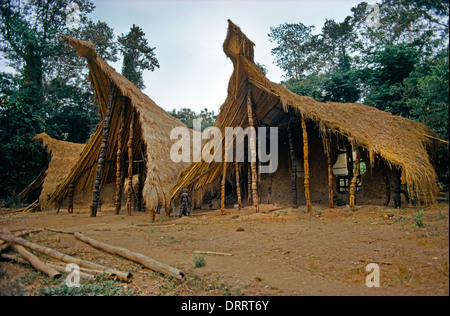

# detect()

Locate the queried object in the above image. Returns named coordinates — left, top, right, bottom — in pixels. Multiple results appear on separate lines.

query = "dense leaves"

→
left=272, top=0, right=449, bottom=183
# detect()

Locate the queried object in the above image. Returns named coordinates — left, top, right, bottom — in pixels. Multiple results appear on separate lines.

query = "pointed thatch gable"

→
left=48, top=36, right=189, bottom=212
left=171, top=20, right=441, bottom=206
left=18, top=133, right=85, bottom=210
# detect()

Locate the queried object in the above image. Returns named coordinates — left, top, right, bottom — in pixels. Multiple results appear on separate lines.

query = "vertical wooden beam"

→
left=247, top=85, right=259, bottom=213
left=221, top=162, right=227, bottom=215
left=115, top=104, right=124, bottom=215
left=346, top=144, right=354, bottom=192
left=301, top=114, right=312, bottom=212
left=91, top=82, right=115, bottom=217
left=349, top=146, right=361, bottom=211
left=394, top=168, right=402, bottom=208
left=235, top=161, right=242, bottom=210
left=323, top=132, right=334, bottom=208
left=67, top=183, right=74, bottom=214
left=136, top=162, right=143, bottom=212
left=287, top=117, right=298, bottom=207
left=126, top=109, right=135, bottom=216
left=247, top=163, right=252, bottom=206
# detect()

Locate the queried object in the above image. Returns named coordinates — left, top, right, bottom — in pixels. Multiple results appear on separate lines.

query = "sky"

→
left=88, top=0, right=365, bottom=114
left=1, top=0, right=366, bottom=114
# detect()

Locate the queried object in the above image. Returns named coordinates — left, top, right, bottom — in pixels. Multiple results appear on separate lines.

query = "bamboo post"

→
left=127, top=109, right=135, bottom=216
left=246, top=85, right=259, bottom=213
left=115, top=105, right=124, bottom=215
left=235, top=161, right=242, bottom=210
left=287, top=117, right=298, bottom=207
left=91, top=82, right=115, bottom=217
left=323, top=132, right=334, bottom=208
left=301, top=114, right=312, bottom=212
left=349, top=146, right=361, bottom=211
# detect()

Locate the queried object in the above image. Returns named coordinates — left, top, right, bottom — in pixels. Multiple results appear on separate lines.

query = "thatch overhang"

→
left=48, top=36, right=189, bottom=211
left=171, top=20, right=442, bottom=205
left=18, top=133, right=85, bottom=210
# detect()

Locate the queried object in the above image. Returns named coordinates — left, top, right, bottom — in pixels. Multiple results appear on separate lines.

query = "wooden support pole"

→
left=287, top=117, right=298, bottom=207
left=115, top=105, right=124, bottom=215
left=235, top=161, right=242, bottom=210
left=136, top=162, right=143, bottom=212
left=67, top=183, right=74, bottom=214
left=394, top=168, right=402, bottom=208
left=221, top=161, right=227, bottom=215
left=346, top=144, right=354, bottom=192
left=91, top=82, right=115, bottom=217
left=349, top=146, right=361, bottom=211
left=127, top=109, right=135, bottom=216
left=323, top=132, right=334, bottom=208
left=247, top=85, right=259, bottom=213
left=383, top=166, right=391, bottom=207
left=247, top=163, right=252, bottom=206
left=301, top=114, right=312, bottom=212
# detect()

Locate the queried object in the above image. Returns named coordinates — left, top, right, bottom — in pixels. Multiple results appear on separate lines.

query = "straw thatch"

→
left=18, top=133, right=85, bottom=210
left=48, top=35, right=189, bottom=212
left=171, top=20, right=442, bottom=205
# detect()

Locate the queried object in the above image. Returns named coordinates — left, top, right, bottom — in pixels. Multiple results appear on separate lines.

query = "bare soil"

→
left=1, top=202, right=448, bottom=296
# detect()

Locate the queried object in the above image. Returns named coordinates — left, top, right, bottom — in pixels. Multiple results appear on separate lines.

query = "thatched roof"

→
left=171, top=20, right=441, bottom=204
left=48, top=35, right=189, bottom=210
left=18, top=133, right=85, bottom=210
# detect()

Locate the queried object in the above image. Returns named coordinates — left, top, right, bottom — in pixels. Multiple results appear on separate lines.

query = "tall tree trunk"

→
left=91, top=82, right=115, bottom=217
left=301, top=114, right=312, bottom=212
left=247, top=85, right=259, bottom=213
left=349, top=146, right=361, bottom=211
left=288, top=117, right=298, bottom=207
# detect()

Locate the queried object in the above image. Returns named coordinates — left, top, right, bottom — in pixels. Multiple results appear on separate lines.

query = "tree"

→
left=268, top=22, right=316, bottom=80
left=118, top=24, right=159, bottom=89
left=168, top=108, right=217, bottom=131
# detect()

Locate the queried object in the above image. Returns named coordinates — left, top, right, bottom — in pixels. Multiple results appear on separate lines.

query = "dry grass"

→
left=171, top=20, right=442, bottom=206
left=48, top=36, right=190, bottom=212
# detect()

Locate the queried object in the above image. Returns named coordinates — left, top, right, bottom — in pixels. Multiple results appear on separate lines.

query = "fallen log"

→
left=2, top=227, right=60, bottom=278
left=12, top=244, right=62, bottom=279
left=73, top=232, right=185, bottom=281
left=0, top=228, right=42, bottom=253
left=46, top=263, right=94, bottom=280
left=0, top=229, right=132, bottom=283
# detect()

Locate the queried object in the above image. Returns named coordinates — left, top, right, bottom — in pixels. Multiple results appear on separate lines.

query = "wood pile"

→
left=0, top=226, right=185, bottom=285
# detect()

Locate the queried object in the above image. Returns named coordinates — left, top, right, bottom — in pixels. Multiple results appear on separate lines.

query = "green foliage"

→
left=268, top=22, right=316, bottom=80
left=193, top=255, right=206, bottom=269
left=168, top=107, right=217, bottom=130
left=118, top=24, right=159, bottom=89
left=39, top=278, right=134, bottom=296
left=414, top=210, right=425, bottom=228
left=276, top=0, right=449, bottom=184
left=0, top=0, right=119, bottom=200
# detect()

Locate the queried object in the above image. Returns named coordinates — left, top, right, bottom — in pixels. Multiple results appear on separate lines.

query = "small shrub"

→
left=414, top=210, right=425, bottom=228
left=193, top=255, right=206, bottom=269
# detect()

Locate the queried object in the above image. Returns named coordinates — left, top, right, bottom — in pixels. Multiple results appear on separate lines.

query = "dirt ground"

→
left=0, top=202, right=448, bottom=296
